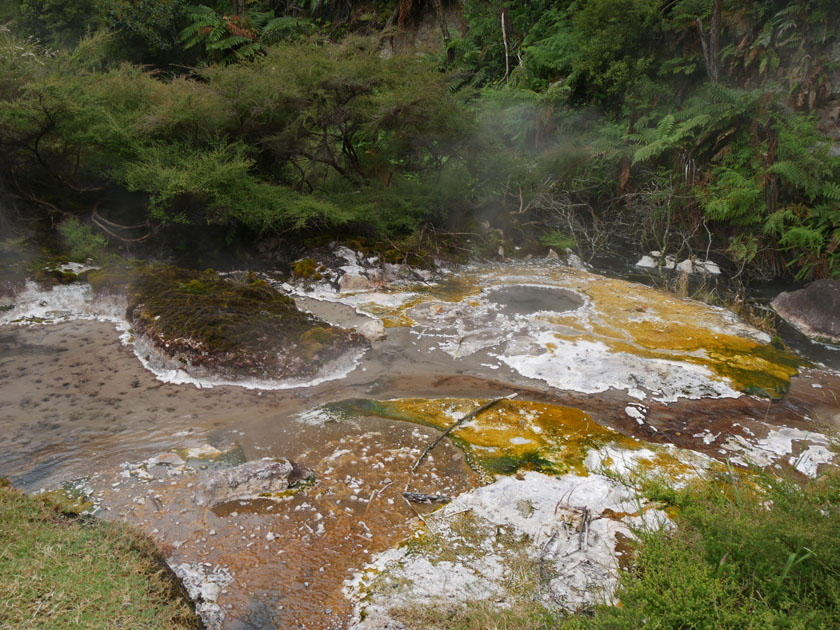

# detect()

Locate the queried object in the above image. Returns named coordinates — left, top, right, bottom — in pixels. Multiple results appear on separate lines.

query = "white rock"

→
left=357, top=319, right=386, bottom=341
left=348, top=472, right=670, bottom=627
left=624, top=405, right=646, bottom=425
left=675, top=259, right=695, bottom=274
left=147, top=452, right=185, bottom=467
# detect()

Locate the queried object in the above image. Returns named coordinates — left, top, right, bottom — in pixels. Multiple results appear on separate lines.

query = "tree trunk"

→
left=709, top=0, right=721, bottom=83
left=697, top=0, right=721, bottom=83
left=233, top=0, right=246, bottom=17
left=431, top=0, right=454, bottom=63
left=501, top=7, right=510, bottom=82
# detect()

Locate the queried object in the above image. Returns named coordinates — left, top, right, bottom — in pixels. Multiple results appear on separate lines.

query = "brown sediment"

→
left=92, top=423, right=478, bottom=630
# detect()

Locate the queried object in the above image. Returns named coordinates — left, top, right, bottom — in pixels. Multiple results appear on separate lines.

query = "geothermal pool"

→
left=1, top=258, right=838, bottom=629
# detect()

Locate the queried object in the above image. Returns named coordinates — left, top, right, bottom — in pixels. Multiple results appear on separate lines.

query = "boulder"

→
left=192, top=458, right=312, bottom=507
left=340, top=272, right=381, bottom=292
left=357, top=318, right=386, bottom=341
left=772, top=279, right=840, bottom=344
left=382, top=263, right=407, bottom=282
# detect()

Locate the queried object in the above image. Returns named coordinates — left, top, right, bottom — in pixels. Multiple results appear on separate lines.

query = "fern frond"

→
left=821, top=181, right=840, bottom=203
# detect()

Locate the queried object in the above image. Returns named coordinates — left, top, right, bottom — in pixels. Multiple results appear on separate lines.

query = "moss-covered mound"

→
left=0, top=479, right=202, bottom=630
left=98, top=264, right=363, bottom=380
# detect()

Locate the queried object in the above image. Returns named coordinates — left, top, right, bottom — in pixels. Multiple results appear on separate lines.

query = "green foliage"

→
left=94, top=0, right=188, bottom=56
left=178, top=4, right=310, bottom=64
left=568, top=0, right=661, bottom=102
left=569, top=470, right=840, bottom=628
left=0, top=29, right=477, bottom=238
left=3, top=0, right=840, bottom=279
left=539, top=230, right=576, bottom=251
left=16, top=0, right=186, bottom=59
left=624, top=80, right=840, bottom=279
left=119, top=141, right=348, bottom=231
left=456, top=0, right=662, bottom=103
left=0, top=26, right=54, bottom=100
left=629, top=84, right=762, bottom=165
left=18, top=0, right=94, bottom=47
left=452, top=0, right=556, bottom=87
left=57, top=217, right=108, bottom=261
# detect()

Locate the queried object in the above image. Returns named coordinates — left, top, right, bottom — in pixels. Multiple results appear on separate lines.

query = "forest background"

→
left=1, top=0, right=839, bottom=281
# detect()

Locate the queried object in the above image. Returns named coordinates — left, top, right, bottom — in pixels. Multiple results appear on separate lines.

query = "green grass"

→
left=572, top=469, right=840, bottom=629
left=0, top=480, right=201, bottom=630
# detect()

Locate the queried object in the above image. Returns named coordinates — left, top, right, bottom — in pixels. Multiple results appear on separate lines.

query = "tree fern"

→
left=178, top=4, right=305, bottom=64
left=178, top=5, right=219, bottom=50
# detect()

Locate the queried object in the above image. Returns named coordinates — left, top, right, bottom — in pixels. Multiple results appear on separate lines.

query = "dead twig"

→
left=401, top=494, right=439, bottom=535
left=410, top=393, right=518, bottom=475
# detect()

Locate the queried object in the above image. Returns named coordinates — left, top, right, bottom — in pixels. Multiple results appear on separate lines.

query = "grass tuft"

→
left=0, top=480, right=202, bottom=630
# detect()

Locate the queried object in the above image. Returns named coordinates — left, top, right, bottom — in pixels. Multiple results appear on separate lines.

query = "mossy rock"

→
left=121, top=264, right=364, bottom=380
left=87, top=261, right=143, bottom=293
left=33, top=267, right=78, bottom=286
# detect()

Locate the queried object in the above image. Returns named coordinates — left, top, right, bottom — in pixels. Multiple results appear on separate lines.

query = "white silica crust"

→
left=347, top=471, right=670, bottom=628
left=723, top=426, right=835, bottom=477
left=170, top=562, right=233, bottom=630
left=0, top=281, right=363, bottom=390
left=0, top=281, right=125, bottom=325
left=292, top=260, right=777, bottom=402
left=497, top=335, right=741, bottom=403
left=131, top=334, right=364, bottom=391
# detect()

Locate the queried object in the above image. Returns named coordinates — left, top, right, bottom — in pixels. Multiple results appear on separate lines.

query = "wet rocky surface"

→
left=1, top=253, right=839, bottom=629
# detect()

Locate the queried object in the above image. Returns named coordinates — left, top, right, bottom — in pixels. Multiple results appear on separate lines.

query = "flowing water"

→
left=1, top=258, right=838, bottom=629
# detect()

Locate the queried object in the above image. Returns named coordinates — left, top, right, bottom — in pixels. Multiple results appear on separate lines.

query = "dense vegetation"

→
left=1, top=0, right=838, bottom=278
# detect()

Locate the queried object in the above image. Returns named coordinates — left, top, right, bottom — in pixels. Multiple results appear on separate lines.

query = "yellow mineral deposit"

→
left=535, top=268, right=802, bottom=397
left=348, top=397, right=708, bottom=481
left=345, top=263, right=802, bottom=398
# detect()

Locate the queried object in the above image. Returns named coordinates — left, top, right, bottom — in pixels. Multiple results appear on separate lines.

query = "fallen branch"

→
left=92, top=206, right=149, bottom=231
left=402, top=492, right=451, bottom=504
left=91, top=210, right=159, bottom=243
left=410, top=393, right=518, bottom=474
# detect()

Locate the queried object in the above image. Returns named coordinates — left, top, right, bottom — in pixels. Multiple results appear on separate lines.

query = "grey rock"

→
left=192, top=458, right=312, bottom=507
left=772, top=279, right=840, bottom=344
